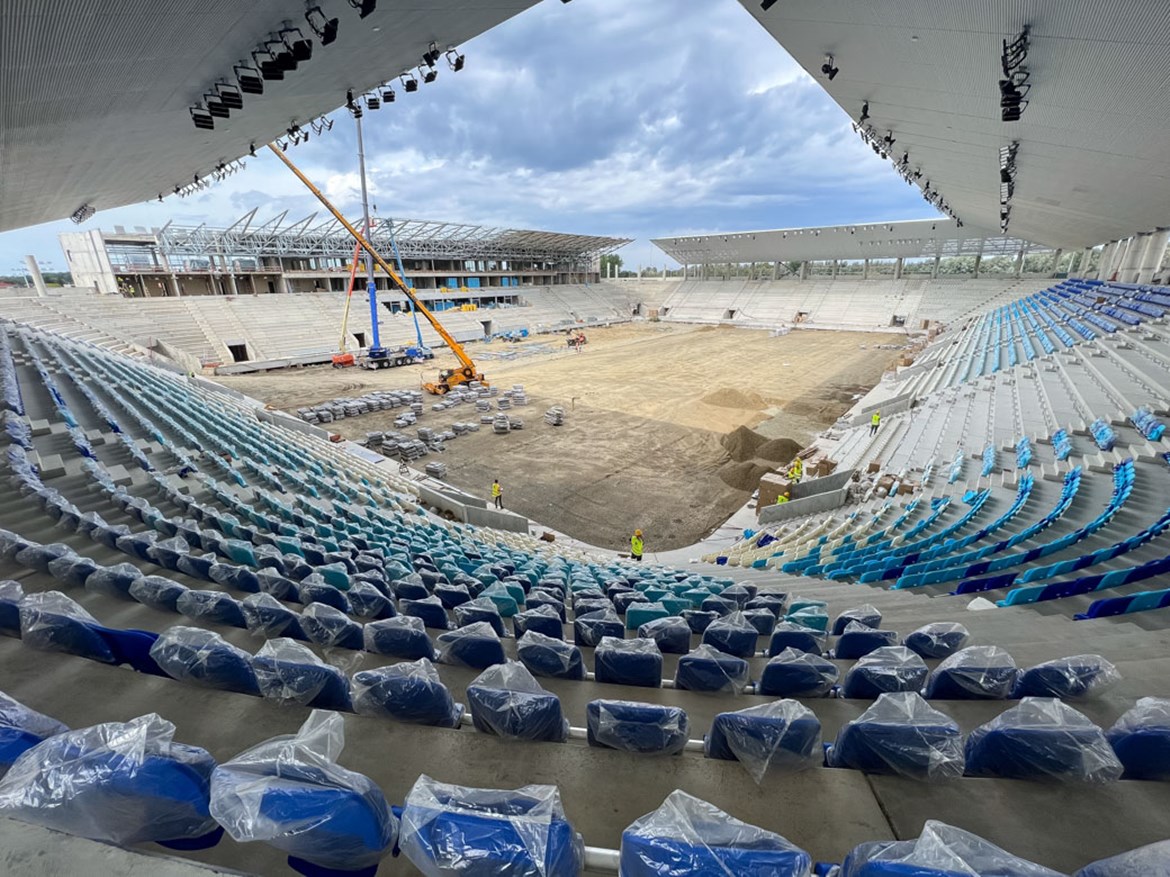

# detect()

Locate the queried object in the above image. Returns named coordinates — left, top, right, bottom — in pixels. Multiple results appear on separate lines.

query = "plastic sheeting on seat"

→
left=352, top=659, right=464, bottom=728
left=211, top=711, right=395, bottom=876
left=454, top=597, right=507, bottom=637
left=839, top=819, right=1063, bottom=877
left=620, top=790, right=812, bottom=877
left=594, top=636, right=663, bottom=688
left=400, top=595, right=451, bottom=630
left=637, top=615, right=691, bottom=654
left=586, top=699, right=689, bottom=755
left=903, top=622, right=970, bottom=659
left=176, top=590, right=247, bottom=628
left=435, top=621, right=506, bottom=670
left=148, top=626, right=260, bottom=695
left=399, top=774, right=584, bottom=877
left=46, top=553, right=99, bottom=588
left=573, top=608, right=624, bottom=647
left=19, top=591, right=115, bottom=664
left=827, top=692, right=965, bottom=781
left=0, top=712, right=220, bottom=847
left=705, top=701, right=821, bottom=783
left=680, top=609, right=719, bottom=634
left=924, top=645, right=1018, bottom=700
left=346, top=581, right=396, bottom=620
left=842, top=647, right=929, bottom=700
left=513, top=604, right=564, bottom=640
left=0, top=580, right=24, bottom=637
left=84, top=562, right=142, bottom=599
left=467, top=661, right=568, bottom=743
left=768, top=622, right=826, bottom=657
left=130, top=575, right=190, bottom=613
left=674, top=644, right=749, bottom=694
left=1106, top=697, right=1170, bottom=781
left=516, top=631, right=585, bottom=681
left=965, top=697, right=1123, bottom=783
left=1012, top=655, right=1120, bottom=700
left=0, top=691, right=68, bottom=777
left=1076, top=839, right=1170, bottom=877
left=242, top=593, right=307, bottom=640
left=252, top=639, right=353, bottom=712
left=832, top=604, right=882, bottom=636
left=701, top=611, right=759, bottom=659
left=758, top=648, right=838, bottom=698
left=301, top=603, right=365, bottom=650
left=364, top=616, right=434, bottom=660
left=834, top=621, right=899, bottom=660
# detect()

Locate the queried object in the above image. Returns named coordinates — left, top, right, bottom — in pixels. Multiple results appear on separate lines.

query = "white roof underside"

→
left=737, top=0, right=1170, bottom=249
left=0, top=0, right=539, bottom=232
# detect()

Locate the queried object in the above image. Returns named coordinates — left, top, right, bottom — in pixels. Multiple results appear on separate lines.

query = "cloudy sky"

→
left=0, top=0, right=934, bottom=273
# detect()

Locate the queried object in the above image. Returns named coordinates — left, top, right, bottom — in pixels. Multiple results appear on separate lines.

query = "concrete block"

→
left=34, top=453, right=66, bottom=479
left=28, top=418, right=51, bottom=436
left=105, top=463, right=134, bottom=486
left=86, top=428, right=108, bottom=446
left=48, top=421, right=68, bottom=435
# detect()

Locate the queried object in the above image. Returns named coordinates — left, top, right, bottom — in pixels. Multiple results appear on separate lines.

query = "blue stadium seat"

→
left=586, top=699, right=689, bottom=755
left=636, top=615, right=691, bottom=654
left=834, top=623, right=899, bottom=660
left=826, top=692, right=965, bottom=780
left=573, top=609, right=624, bottom=646
left=758, top=648, right=838, bottom=698
left=516, top=632, right=586, bottom=681
left=301, top=603, right=365, bottom=650
left=455, top=597, right=507, bottom=636
left=252, top=638, right=353, bottom=711
left=435, top=622, right=506, bottom=670
left=1105, top=697, right=1170, bottom=781
left=363, top=616, right=434, bottom=660
left=594, top=636, right=662, bottom=688
left=1012, top=655, right=1119, bottom=699
left=832, top=604, right=882, bottom=636
left=241, top=593, right=308, bottom=640
left=400, top=596, right=451, bottom=630
left=841, top=647, right=929, bottom=700
left=0, top=580, right=23, bottom=637
left=701, top=611, right=759, bottom=658
left=1076, top=840, right=1170, bottom=877
left=0, top=691, right=68, bottom=776
left=840, top=820, right=1060, bottom=876
left=148, top=626, right=260, bottom=696
left=352, top=659, right=464, bottom=728
left=767, top=622, right=826, bottom=656
left=680, top=609, right=719, bottom=634
left=19, top=591, right=116, bottom=664
left=176, top=590, right=247, bottom=628
left=924, top=646, right=1018, bottom=699
left=902, top=622, right=969, bottom=659
left=674, top=644, right=749, bottom=693
left=513, top=605, right=565, bottom=640
left=467, top=662, right=568, bottom=743
left=704, top=701, right=821, bottom=779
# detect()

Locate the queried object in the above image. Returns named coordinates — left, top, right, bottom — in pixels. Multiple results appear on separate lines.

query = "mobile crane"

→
left=269, top=144, right=486, bottom=394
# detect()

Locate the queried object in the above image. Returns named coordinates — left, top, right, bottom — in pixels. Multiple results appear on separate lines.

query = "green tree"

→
left=599, top=254, right=623, bottom=277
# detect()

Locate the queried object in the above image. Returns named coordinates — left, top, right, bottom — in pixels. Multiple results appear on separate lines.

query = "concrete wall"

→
left=415, top=481, right=530, bottom=533
left=792, top=468, right=856, bottom=500
left=58, top=230, right=118, bottom=295
left=759, top=486, right=850, bottom=524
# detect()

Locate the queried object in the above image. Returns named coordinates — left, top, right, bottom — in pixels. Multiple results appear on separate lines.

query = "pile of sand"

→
left=721, top=425, right=769, bottom=462
left=702, top=387, right=767, bottom=410
left=717, top=460, right=776, bottom=491
left=755, top=436, right=803, bottom=462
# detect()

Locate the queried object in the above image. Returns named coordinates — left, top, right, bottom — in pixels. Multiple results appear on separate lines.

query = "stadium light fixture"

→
left=347, top=0, right=376, bottom=19
left=400, top=72, right=419, bottom=92
left=204, top=94, right=231, bottom=118
left=281, top=25, right=314, bottom=62
left=423, top=42, right=441, bottom=67
left=267, top=36, right=298, bottom=72
left=346, top=89, right=364, bottom=118
left=189, top=105, right=215, bottom=130
left=306, top=6, right=339, bottom=46
left=446, top=48, right=465, bottom=71
left=70, top=204, right=96, bottom=224
left=760, top=0, right=779, bottom=9
left=859, top=100, right=869, bottom=122
left=366, top=93, right=381, bottom=110
left=253, top=49, right=284, bottom=81
left=421, top=65, right=438, bottom=84
left=234, top=64, right=264, bottom=94
left=381, top=87, right=396, bottom=103
left=821, top=54, right=838, bottom=81
left=216, top=82, right=244, bottom=110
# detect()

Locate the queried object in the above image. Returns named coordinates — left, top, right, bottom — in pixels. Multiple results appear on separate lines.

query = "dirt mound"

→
left=755, top=436, right=803, bottom=462
left=721, top=425, right=769, bottom=462
left=702, top=387, right=767, bottom=410
left=717, top=459, right=775, bottom=491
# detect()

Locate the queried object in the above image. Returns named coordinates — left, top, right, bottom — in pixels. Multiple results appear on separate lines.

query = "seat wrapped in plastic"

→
left=680, top=609, right=719, bottom=634
left=242, top=592, right=307, bottom=640
left=831, top=604, right=882, bottom=636
left=637, top=615, right=691, bottom=654
left=513, top=604, right=564, bottom=639
left=251, top=568, right=293, bottom=599
left=301, top=603, right=364, bottom=650
left=620, top=789, right=812, bottom=876
left=352, top=659, right=463, bottom=728
left=827, top=692, right=965, bottom=780
left=701, top=611, right=759, bottom=659
left=674, top=643, right=749, bottom=693
left=46, top=552, right=99, bottom=588
left=400, top=595, right=450, bottom=630
left=1012, top=655, right=1120, bottom=700
left=516, top=631, right=585, bottom=681
left=128, top=575, right=189, bottom=613
left=842, top=646, right=929, bottom=700
left=364, top=615, right=434, bottom=659
left=839, top=820, right=1063, bottom=877
left=454, top=597, right=507, bottom=637
left=758, top=647, right=838, bottom=698
left=0, top=580, right=24, bottom=637
left=586, top=699, right=689, bottom=755
left=14, top=541, right=73, bottom=575
left=176, top=551, right=218, bottom=582
left=296, top=579, right=352, bottom=615
left=573, top=608, right=623, bottom=646
left=19, top=591, right=115, bottom=664
left=400, top=774, right=584, bottom=877
left=434, top=582, right=472, bottom=611
left=148, top=626, right=260, bottom=695
left=768, top=621, right=826, bottom=656
left=149, top=536, right=190, bottom=571
left=0, top=712, right=220, bottom=848
left=594, top=636, right=663, bottom=688
left=835, top=621, right=899, bottom=660
left=211, top=711, right=395, bottom=877
left=903, top=621, right=970, bottom=660
left=176, top=589, right=247, bottom=628
left=252, top=638, right=353, bottom=711
left=786, top=606, right=828, bottom=632
left=467, top=661, right=568, bottom=743
left=435, top=621, right=506, bottom=670
left=84, top=561, right=142, bottom=599
left=965, top=697, right=1123, bottom=783
left=741, top=607, right=776, bottom=637
left=1106, top=697, right=1170, bottom=781
left=924, top=645, right=1018, bottom=700
left=116, top=531, right=158, bottom=562
left=1076, top=839, right=1170, bottom=877
left=0, top=692, right=68, bottom=776
left=346, top=580, right=395, bottom=620
left=705, top=701, right=821, bottom=782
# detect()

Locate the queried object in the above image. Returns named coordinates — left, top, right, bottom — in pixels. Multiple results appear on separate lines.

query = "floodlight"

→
left=234, top=64, right=264, bottom=94
left=267, top=37, right=298, bottom=72
left=281, top=26, right=314, bottom=62
left=401, top=72, right=418, bottom=92
left=859, top=100, right=869, bottom=122
left=189, top=106, right=215, bottom=130
left=306, top=6, right=339, bottom=45
left=366, top=93, right=380, bottom=110
left=70, top=204, right=96, bottom=224
left=760, top=0, right=779, bottom=9
left=422, top=66, right=437, bottom=84
left=204, top=95, right=230, bottom=118
left=254, top=50, right=284, bottom=81
left=381, top=87, right=396, bottom=102
left=423, top=42, right=440, bottom=67
left=348, top=0, right=376, bottom=19
left=821, top=54, right=838, bottom=81
left=446, top=49, right=465, bottom=71
left=217, top=83, right=244, bottom=110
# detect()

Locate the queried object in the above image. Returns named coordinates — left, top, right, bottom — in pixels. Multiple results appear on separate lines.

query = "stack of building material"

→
left=493, top=414, right=511, bottom=434
left=509, top=417, right=524, bottom=430
left=507, top=385, right=529, bottom=406
left=418, top=427, right=435, bottom=443
left=425, top=461, right=447, bottom=479
left=543, top=406, right=565, bottom=426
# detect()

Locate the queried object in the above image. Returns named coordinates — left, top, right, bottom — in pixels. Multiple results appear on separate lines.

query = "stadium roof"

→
left=154, top=210, right=631, bottom=263
left=652, top=218, right=1045, bottom=264
left=0, top=0, right=539, bottom=232
left=738, top=0, right=1170, bottom=249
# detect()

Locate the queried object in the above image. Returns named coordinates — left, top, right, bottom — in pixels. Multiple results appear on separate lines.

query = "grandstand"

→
left=1, top=0, right=1170, bottom=876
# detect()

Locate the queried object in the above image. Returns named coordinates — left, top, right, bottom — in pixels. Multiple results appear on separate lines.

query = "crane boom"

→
left=266, top=143, right=481, bottom=377
left=337, top=239, right=362, bottom=353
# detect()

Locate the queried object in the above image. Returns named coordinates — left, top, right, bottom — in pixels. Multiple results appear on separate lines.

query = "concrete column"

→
left=1138, top=229, right=1169, bottom=284
left=799, top=261, right=809, bottom=281
left=770, top=262, right=778, bottom=281
left=894, top=257, right=903, bottom=280
left=931, top=254, right=941, bottom=279
left=863, top=258, right=870, bottom=280
left=1106, top=238, right=1130, bottom=281
left=973, top=254, right=982, bottom=278
left=832, top=259, right=839, bottom=279
left=1013, top=246, right=1025, bottom=278
left=1077, top=247, right=1093, bottom=277
left=1096, top=242, right=1115, bottom=280
left=1120, top=235, right=1147, bottom=282
left=1049, top=248, right=1063, bottom=276
left=24, top=255, right=48, bottom=297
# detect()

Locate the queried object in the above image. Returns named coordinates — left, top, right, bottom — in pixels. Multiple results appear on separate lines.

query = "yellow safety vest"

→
left=491, top=483, right=501, bottom=497
left=872, top=413, right=881, bottom=425
left=776, top=495, right=789, bottom=504
left=631, top=536, right=643, bottom=555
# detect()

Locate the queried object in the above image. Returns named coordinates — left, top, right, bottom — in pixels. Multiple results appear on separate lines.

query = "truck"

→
left=361, top=345, right=435, bottom=369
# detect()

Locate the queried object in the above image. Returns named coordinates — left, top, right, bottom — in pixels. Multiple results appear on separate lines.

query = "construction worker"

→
left=491, top=479, right=503, bottom=510
left=775, top=490, right=790, bottom=505
left=870, top=410, right=881, bottom=436
left=630, top=529, right=644, bottom=561
left=787, top=457, right=803, bottom=483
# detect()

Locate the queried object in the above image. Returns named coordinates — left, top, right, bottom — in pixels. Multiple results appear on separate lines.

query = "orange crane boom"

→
left=331, top=238, right=363, bottom=368
left=266, top=143, right=486, bottom=393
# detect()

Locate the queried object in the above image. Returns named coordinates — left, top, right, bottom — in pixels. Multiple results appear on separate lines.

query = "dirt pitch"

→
left=215, top=324, right=907, bottom=551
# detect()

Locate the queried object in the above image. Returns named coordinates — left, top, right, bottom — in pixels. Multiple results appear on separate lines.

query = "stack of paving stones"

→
left=297, top=390, right=422, bottom=424
left=505, top=385, right=529, bottom=406
left=509, top=417, right=524, bottom=430
left=497, top=397, right=513, bottom=410
left=493, top=414, right=512, bottom=434
left=543, top=406, right=566, bottom=426
left=425, top=461, right=448, bottom=479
